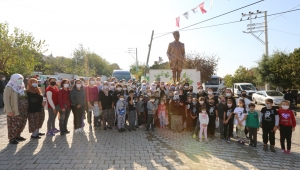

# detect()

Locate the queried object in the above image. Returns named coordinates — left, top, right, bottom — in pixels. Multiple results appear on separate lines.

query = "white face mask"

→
left=110, top=86, right=115, bottom=90
left=96, top=81, right=101, bottom=84
left=116, top=87, right=122, bottom=91
left=147, top=93, right=151, bottom=96
left=76, top=84, right=82, bottom=88
left=208, top=92, right=213, bottom=95
left=16, top=79, right=23, bottom=85
left=32, top=83, right=38, bottom=87
left=184, top=86, right=188, bottom=88
left=150, top=99, right=155, bottom=102
left=1, top=78, right=5, bottom=81
left=199, top=101, right=204, bottom=104
left=139, top=98, right=143, bottom=100
left=282, top=105, right=289, bottom=110
left=227, top=104, right=232, bottom=107
left=103, top=85, right=108, bottom=89
left=90, top=81, right=95, bottom=85
left=120, top=98, right=124, bottom=101
left=131, top=85, right=136, bottom=88
left=202, top=110, right=206, bottom=113
left=123, top=88, right=127, bottom=90
left=94, top=104, right=98, bottom=107
left=226, top=93, right=231, bottom=97
left=63, top=84, right=69, bottom=88
left=198, top=89, right=203, bottom=93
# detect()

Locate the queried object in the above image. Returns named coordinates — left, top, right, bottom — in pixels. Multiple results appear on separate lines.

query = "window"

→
left=266, top=91, right=283, bottom=96
left=240, top=84, right=256, bottom=91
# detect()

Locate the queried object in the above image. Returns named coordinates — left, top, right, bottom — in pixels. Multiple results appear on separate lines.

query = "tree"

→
left=184, top=52, right=219, bottom=82
left=223, top=74, right=234, bottom=87
left=130, top=63, right=147, bottom=80
left=0, top=22, right=47, bottom=76
left=257, top=49, right=300, bottom=89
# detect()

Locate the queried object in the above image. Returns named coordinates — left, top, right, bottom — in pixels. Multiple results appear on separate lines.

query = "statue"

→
left=167, top=31, right=185, bottom=83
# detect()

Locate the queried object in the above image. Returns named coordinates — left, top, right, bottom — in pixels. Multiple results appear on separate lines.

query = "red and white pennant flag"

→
left=175, top=16, right=180, bottom=27
left=199, top=2, right=207, bottom=14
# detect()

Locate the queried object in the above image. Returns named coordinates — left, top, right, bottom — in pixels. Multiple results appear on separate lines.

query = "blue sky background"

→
left=0, top=0, right=299, bottom=78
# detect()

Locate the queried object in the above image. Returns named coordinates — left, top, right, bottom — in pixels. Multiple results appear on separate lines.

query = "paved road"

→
left=0, top=104, right=299, bottom=170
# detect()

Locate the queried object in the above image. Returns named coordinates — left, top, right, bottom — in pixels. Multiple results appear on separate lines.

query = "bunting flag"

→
left=199, top=2, right=207, bottom=14
left=175, top=16, right=180, bottom=27
left=191, top=6, right=198, bottom=13
left=183, top=12, right=189, bottom=19
left=210, top=0, right=214, bottom=9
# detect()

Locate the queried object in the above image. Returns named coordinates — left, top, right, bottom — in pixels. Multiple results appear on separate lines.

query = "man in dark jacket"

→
left=284, top=90, right=294, bottom=107
left=0, top=75, right=7, bottom=108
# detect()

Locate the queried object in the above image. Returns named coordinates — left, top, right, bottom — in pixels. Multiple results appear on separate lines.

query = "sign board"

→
left=149, top=69, right=201, bottom=93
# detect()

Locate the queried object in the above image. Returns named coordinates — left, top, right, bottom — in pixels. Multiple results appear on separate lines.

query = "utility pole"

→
left=145, top=30, right=154, bottom=77
left=242, top=10, right=268, bottom=56
left=127, top=48, right=138, bottom=71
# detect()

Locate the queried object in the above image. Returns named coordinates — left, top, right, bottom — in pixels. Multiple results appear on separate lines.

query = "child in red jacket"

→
left=278, top=100, right=296, bottom=154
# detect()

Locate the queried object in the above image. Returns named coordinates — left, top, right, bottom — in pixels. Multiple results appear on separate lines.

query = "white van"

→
left=233, top=83, right=257, bottom=98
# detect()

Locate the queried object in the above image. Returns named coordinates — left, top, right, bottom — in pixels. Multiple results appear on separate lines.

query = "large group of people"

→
left=1, top=73, right=297, bottom=154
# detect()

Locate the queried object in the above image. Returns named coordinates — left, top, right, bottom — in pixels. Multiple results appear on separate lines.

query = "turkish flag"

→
left=199, top=2, right=207, bottom=14
left=175, top=16, right=180, bottom=27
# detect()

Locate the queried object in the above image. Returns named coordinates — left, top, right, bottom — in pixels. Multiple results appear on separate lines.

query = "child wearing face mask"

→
left=217, top=95, right=226, bottom=140
left=207, top=98, right=218, bottom=137
left=199, top=106, right=209, bottom=142
left=245, top=103, right=259, bottom=147
left=278, top=100, right=296, bottom=154
left=260, top=99, right=279, bottom=152
left=223, top=99, right=234, bottom=142
left=197, top=86, right=207, bottom=99
left=206, top=88, right=219, bottom=104
left=190, top=98, right=199, bottom=133
left=116, top=94, right=126, bottom=132
left=192, top=97, right=206, bottom=139
left=185, top=96, right=193, bottom=131
left=157, top=100, right=168, bottom=129
left=234, top=99, right=248, bottom=145
left=93, top=101, right=101, bottom=129
left=136, top=95, right=145, bottom=127
left=146, top=96, right=157, bottom=131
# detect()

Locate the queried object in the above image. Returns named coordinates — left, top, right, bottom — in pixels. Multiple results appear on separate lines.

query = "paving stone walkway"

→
left=0, top=105, right=299, bottom=170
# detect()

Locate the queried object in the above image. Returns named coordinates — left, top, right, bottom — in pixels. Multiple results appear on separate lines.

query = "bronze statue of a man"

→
left=166, top=31, right=185, bottom=83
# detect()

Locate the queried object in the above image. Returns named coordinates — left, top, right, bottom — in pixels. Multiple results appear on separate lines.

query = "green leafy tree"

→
left=184, top=52, right=219, bottom=82
left=223, top=74, right=234, bottom=87
left=0, top=22, right=47, bottom=76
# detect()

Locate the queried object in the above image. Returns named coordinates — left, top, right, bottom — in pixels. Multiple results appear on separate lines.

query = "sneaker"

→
left=192, top=134, right=196, bottom=139
left=64, top=130, right=70, bottom=134
left=249, top=143, right=253, bottom=147
left=222, top=138, right=226, bottom=142
left=152, top=128, right=154, bottom=132
left=60, top=132, right=65, bottom=135
left=79, top=128, right=83, bottom=133
left=270, top=146, right=276, bottom=152
left=227, top=138, right=231, bottom=142
left=118, top=129, right=122, bottom=133
left=282, top=149, right=286, bottom=153
left=286, top=150, right=291, bottom=154
left=128, top=128, right=132, bottom=132
left=37, top=133, right=45, bottom=136
left=47, top=131, right=55, bottom=136
left=132, top=128, right=136, bottom=131
left=52, top=128, right=60, bottom=133
left=104, top=127, right=107, bottom=130
left=9, top=139, right=19, bottom=144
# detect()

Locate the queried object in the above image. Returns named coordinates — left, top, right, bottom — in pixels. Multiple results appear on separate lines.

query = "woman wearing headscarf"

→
left=70, top=79, right=85, bottom=133
left=27, top=78, right=46, bottom=139
left=99, top=81, right=114, bottom=130
left=3, top=74, right=28, bottom=144
left=45, top=77, right=60, bottom=136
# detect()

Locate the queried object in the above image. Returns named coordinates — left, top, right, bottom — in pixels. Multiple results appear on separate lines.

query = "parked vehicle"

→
left=233, top=83, right=257, bottom=98
left=112, top=70, right=132, bottom=82
left=252, top=90, right=284, bottom=105
left=203, top=75, right=224, bottom=95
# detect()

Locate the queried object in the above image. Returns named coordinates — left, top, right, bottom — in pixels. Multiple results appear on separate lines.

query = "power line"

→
left=268, top=3, right=300, bottom=22
left=154, top=8, right=300, bottom=37
left=153, top=0, right=265, bottom=39
left=269, top=28, right=300, bottom=37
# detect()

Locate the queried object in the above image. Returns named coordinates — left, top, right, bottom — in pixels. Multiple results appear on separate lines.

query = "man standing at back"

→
left=167, top=31, right=185, bottom=83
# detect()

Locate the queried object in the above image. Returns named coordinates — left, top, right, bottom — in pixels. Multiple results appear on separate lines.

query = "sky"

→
left=0, top=0, right=299, bottom=78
